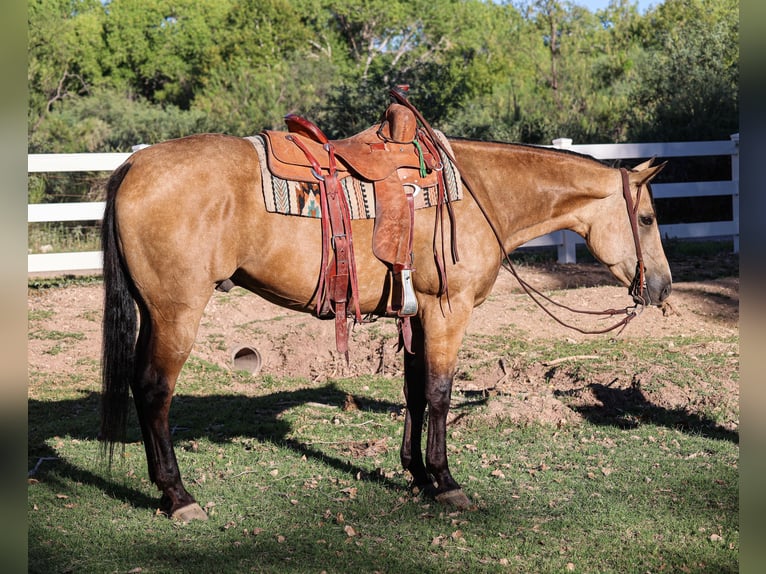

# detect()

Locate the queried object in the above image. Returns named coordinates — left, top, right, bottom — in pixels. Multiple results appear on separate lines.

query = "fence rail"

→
left=27, top=134, right=739, bottom=274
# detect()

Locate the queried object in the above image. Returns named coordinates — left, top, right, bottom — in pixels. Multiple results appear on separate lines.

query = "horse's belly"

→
left=234, top=220, right=391, bottom=315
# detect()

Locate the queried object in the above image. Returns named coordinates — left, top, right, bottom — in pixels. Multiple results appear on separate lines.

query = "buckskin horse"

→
left=99, top=101, right=671, bottom=522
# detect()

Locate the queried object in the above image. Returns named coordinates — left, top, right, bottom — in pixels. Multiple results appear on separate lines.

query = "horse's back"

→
left=112, top=133, right=375, bottom=312
left=118, top=134, right=260, bottom=207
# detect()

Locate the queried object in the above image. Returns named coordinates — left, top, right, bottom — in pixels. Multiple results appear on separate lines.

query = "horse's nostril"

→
left=660, top=283, right=672, bottom=302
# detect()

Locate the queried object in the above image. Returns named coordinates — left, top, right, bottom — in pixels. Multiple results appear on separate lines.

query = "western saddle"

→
left=260, top=88, right=458, bottom=355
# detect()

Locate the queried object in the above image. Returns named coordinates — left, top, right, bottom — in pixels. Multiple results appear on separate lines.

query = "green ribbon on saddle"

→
left=412, top=139, right=428, bottom=178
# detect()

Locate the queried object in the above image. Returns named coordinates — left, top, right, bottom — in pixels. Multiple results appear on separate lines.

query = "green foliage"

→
left=100, top=0, right=234, bottom=107
left=27, top=0, right=739, bottom=160
left=28, top=0, right=107, bottom=140
left=628, top=0, right=739, bottom=141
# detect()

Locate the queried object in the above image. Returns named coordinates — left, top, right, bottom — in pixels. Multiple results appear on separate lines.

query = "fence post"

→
left=730, top=133, right=739, bottom=253
left=551, top=138, right=577, bottom=263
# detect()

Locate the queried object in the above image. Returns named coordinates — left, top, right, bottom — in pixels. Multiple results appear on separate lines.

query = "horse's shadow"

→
left=28, top=373, right=737, bottom=512
left=28, top=382, right=405, bottom=511
left=553, top=379, right=738, bottom=443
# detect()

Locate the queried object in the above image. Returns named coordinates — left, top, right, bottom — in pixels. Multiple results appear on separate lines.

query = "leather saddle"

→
left=258, top=96, right=455, bottom=356
left=262, top=103, right=443, bottom=269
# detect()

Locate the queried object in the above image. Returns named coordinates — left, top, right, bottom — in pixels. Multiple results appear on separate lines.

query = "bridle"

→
left=621, top=167, right=647, bottom=306
left=500, top=167, right=648, bottom=335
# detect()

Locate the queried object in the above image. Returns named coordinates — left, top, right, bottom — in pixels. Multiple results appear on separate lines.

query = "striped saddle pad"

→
left=246, top=134, right=462, bottom=220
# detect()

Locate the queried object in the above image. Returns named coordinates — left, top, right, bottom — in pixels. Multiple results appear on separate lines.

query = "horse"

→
left=100, top=132, right=672, bottom=522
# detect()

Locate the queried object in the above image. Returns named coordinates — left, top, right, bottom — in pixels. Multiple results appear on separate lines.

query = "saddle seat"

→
left=262, top=103, right=445, bottom=274
left=262, top=103, right=441, bottom=187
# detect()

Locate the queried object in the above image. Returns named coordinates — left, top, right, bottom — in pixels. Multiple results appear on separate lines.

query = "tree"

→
left=628, top=0, right=739, bottom=141
left=188, top=0, right=337, bottom=134
left=507, top=0, right=649, bottom=143
left=28, top=0, right=107, bottom=148
left=444, top=0, right=647, bottom=143
left=307, top=0, right=509, bottom=137
left=27, top=0, right=738, bottom=156
left=100, top=0, right=232, bottom=108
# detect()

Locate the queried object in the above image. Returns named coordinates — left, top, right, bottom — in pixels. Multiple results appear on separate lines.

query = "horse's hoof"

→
left=171, top=503, right=208, bottom=522
left=435, top=489, right=477, bottom=511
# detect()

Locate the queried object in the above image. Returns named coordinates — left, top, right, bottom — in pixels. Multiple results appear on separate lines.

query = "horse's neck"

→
left=452, top=140, right=611, bottom=252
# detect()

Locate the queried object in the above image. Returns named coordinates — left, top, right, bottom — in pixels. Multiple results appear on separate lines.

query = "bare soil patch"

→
left=28, top=253, right=739, bottom=432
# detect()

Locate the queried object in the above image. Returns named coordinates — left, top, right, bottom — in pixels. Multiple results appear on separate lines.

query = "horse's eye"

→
left=639, top=215, right=654, bottom=226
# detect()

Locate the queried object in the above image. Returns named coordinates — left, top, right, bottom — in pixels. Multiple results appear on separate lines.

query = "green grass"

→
left=28, top=221, right=102, bottom=254
left=27, top=415, right=738, bottom=573
left=28, top=329, right=86, bottom=342
left=28, top=336, right=738, bottom=573
left=28, top=274, right=103, bottom=290
left=28, top=328, right=87, bottom=356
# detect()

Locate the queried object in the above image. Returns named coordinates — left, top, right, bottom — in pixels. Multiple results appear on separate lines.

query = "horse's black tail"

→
left=99, top=161, right=137, bottom=465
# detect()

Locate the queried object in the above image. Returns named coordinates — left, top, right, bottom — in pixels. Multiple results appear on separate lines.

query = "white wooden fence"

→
left=27, top=135, right=739, bottom=273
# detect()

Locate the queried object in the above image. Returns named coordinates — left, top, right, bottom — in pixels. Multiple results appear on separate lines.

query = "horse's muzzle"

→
left=634, top=277, right=672, bottom=307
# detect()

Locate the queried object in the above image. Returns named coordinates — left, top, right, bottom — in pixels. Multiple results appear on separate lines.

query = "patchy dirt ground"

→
left=28, top=252, right=739, bottom=432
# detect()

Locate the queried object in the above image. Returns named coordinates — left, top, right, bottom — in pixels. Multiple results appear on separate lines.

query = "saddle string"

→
left=389, top=87, right=473, bottom=268
left=388, top=88, right=461, bottom=308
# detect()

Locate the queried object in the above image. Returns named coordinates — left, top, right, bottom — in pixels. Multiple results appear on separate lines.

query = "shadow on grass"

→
left=28, top=379, right=739, bottom=574
left=28, top=382, right=405, bottom=513
left=554, top=380, right=739, bottom=443
left=29, top=374, right=736, bottom=514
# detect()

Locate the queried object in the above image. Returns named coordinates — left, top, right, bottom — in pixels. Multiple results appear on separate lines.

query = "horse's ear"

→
left=632, top=157, right=656, bottom=171
left=633, top=161, right=667, bottom=186
left=640, top=161, right=668, bottom=185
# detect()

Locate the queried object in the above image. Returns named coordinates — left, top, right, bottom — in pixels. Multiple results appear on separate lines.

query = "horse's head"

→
left=584, top=159, right=672, bottom=307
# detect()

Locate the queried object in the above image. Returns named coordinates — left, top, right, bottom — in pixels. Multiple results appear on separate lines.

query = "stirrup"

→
left=399, top=269, right=418, bottom=316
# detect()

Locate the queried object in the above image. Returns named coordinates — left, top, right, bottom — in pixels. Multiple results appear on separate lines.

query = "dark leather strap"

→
left=285, top=133, right=361, bottom=355
left=620, top=167, right=646, bottom=305
left=389, top=89, right=460, bottom=305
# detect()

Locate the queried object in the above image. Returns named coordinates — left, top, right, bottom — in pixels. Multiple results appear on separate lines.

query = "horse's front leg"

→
left=424, top=371, right=463, bottom=493
left=400, top=318, right=433, bottom=491
left=415, top=303, right=476, bottom=509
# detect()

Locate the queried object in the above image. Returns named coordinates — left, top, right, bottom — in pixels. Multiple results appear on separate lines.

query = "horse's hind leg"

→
left=131, top=295, right=211, bottom=522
